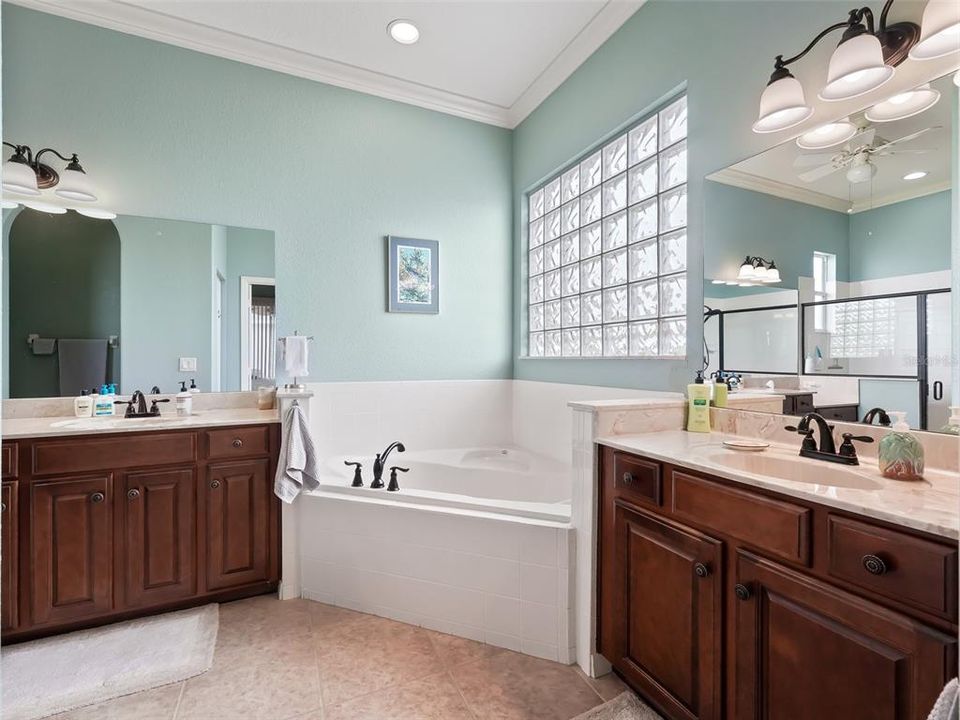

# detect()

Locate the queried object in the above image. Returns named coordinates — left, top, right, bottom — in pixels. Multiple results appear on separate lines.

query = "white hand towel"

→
left=274, top=402, right=320, bottom=503
left=928, top=679, right=959, bottom=720
left=283, top=336, right=309, bottom=378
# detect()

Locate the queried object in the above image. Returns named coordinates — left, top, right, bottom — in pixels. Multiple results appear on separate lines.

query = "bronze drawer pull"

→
left=862, top=554, right=888, bottom=576
left=232, top=439, right=243, bottom=448
left=734, top=583, right=752, bottom=600
left=694, top=562, right=710, bottom=578
left=622, top=472, right=634, bottom=485
left=210, top=480, right=221, bottom=489
left=90, top=492, right=105, bottom=504
left=1, top=502, right=5, bottom=512
left=127, top=488, right=140, bottom=499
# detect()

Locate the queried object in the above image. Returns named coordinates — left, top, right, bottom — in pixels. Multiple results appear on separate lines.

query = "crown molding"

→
left=707, top=168, right=852, bottom=214
left=7, top=0, right=642, bottom=129
left=848, top=180, right=951, bottom=214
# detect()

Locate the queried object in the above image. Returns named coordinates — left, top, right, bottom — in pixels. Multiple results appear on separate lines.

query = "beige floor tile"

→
left=46, top=682, right=183, bottom=720
left=426, top=629, right=504, bottom=669
left=324, top=672, right=473, bottom=720
left=574, top=668, right=628, bottom=702
left=450, top=651, right=602, bottom=720
left=313, top=615, right=443, bottom=706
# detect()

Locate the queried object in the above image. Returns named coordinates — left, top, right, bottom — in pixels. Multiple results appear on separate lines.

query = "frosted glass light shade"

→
left=765, top=264, right=781, bottom=283
left=865, top=84, right=940, bottom=122
left=74, top=207, right=117, bottom=220
left=54, top=167, right=97, bottom=202
left=738, top=258, right=756, bottom=280
left=21, top=200, right=67, bottom=214
left=796, top=120, right=857, bottom=149
left=910, top=0, right=960, bottom=60
left=819, top=34, right=894, bottom=101
left=2, top=159, right=41, bottom=197
left=752, top=75, right=813, bottom=133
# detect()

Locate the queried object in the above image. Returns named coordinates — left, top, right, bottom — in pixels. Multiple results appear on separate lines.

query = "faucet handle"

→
left=387, top=466, right=408, bottom=492
left=838, top=433, right=873, bottom=462
left=149, top=398, right=171, bottom=415
left=344, top=461, right=363, bottom=488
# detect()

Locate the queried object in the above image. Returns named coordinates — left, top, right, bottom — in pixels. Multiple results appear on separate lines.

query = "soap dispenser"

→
left=176, top=381, right=193, bottom=417
left=940, top=406, right=960, bottom=436
left=189, top=379, right=199, bottom=394
left=686, top=371, right=711, bottom=433
left=74, top=390, right=93, bottom=418
left=878, top=411, right=924, bottom=481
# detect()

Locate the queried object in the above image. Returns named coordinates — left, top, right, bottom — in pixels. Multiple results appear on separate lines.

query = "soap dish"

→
left=723, top=439, right=770, bottom=452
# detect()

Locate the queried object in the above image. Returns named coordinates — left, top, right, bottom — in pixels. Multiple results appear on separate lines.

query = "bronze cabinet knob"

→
left=862, top=554, right=887, bottom=576
left=694, top=562, right=710, bottom=578
left=210, top=480, right=221, bottom=489
left=90, top=492, right=105, bottom=504
left=734, top=583, right=752, bottom=601
left=127, top=488, right=140, bottom=499
left=622, top=472, right=634, bottom=485
left=232, top=439, right=243, bottom=448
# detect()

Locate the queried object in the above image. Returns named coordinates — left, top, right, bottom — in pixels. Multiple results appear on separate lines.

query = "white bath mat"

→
left=1, top=604, right=219, bottom=720
left=573, top=691, right=663, bottom=720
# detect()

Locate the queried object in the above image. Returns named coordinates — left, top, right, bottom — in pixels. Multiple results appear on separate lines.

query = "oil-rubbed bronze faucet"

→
left=371, top=442, right=405, bottom=488
left=785, top=412, right=873, bottom=466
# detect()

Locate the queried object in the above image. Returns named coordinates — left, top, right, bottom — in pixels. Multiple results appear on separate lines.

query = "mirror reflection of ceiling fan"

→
left=794, top=125, right=940, bottom=184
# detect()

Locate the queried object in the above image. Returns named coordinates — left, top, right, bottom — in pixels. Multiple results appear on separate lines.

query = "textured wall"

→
left=2, top=5, right=513, bottom=383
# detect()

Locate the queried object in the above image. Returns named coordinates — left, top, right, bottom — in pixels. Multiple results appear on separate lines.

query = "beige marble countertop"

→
left=2, top=407, right=280, bottom=439
left=597, top=430, right=959, bottom=540
left=734, top=387, right=815, bottom=397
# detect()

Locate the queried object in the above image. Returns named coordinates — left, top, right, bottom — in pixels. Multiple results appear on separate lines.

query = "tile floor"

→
left=50, top=595, right=629, bottom=720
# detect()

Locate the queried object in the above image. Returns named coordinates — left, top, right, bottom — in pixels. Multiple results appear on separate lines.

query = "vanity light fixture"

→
left=75, top=207, right=118, bottom=220
left=909, top=0, right=960, bottom=60
left=903, top=170, right=928, bottom=180
left=796, top=120, right=858, bottom=149
left=753, top=0, right=925, bottom=132
left=20, top=200, right=67, bottom=215
left=388, top=19, right=420, bottom=45
left=2, top=142, right=98, bottom=201
left=865, top=83, right=940, bottom=122
left=737, top=256, right=782, bottom=283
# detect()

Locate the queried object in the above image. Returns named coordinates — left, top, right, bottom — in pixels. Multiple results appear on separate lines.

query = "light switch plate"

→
left=179, top=357, right=198, bottom=372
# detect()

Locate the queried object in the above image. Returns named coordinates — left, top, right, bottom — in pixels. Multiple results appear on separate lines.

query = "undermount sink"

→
left=697, top=447, right=883, bottom=490
left=49, top=415, right=193, bottom=430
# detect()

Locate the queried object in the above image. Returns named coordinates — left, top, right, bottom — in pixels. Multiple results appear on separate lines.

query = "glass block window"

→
left=526, top=96, right=688, bottom=358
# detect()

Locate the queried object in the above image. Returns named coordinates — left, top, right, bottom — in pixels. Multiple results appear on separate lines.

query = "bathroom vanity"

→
left=0, top=421, right=280, bottom=642
left=596, top=438, right=957, bottom=720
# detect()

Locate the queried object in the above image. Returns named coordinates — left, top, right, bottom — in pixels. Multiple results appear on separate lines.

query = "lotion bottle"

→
left=878, top=411, right=924, bottom=481
left=93, top=384, right=115, bottom=417
left=74, top=390, right=93, bottom=418
left=686, top=371, right=711, bottom=433
left=176, top=381, right=193, bottom=417
left=710, top=372, right=728, bottom=408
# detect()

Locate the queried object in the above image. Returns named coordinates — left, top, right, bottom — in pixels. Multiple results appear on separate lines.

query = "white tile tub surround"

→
left=299, top=495, right=576, bottom=663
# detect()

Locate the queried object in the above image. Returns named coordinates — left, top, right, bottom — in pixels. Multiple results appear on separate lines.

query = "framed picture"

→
left=387, top=236, right=439, bottom=314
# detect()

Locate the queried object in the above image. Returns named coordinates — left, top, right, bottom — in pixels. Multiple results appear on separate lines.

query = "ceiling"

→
left=8, top=0, right=643, bottom=127
left=710, top=73, right=955, bottom=214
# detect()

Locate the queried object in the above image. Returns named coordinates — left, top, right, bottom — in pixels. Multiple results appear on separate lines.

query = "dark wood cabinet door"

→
left=122, top=468, right=197, bottom=608
left=31, top=476, right=113, bottom=626
left=734, top=551, right=956, bottom=720
left=611, top=501, right=722, bottom=720
left=205, top=459, right=270, bottom=591
left=2, top=480, right=19, bottom=632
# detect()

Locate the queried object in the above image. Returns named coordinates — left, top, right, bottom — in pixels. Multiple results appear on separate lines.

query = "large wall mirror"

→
left=2, top=209, right=276, bottom=399
left=704, top=72, right=955, bottom=434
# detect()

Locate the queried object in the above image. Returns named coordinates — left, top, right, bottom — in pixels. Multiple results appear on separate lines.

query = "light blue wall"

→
left=849, top=190, right=952, bottom=282
left=224, top=226, right=275, bottom=391
left=116, top=215, right=213, bottom=394
left=511, top=0, right=925, bottom=391
left=705, top=182, right=850, bottom=288
left=2, top=4, right=513, bottom=383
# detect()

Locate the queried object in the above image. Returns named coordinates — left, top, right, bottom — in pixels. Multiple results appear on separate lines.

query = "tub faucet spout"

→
left=372, top=441, right=405, bottom=489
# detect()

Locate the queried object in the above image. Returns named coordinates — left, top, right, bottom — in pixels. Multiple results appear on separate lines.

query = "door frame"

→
left=239, top=276, right=276, bottom=391
left=212, top=271, right=225, bottom=392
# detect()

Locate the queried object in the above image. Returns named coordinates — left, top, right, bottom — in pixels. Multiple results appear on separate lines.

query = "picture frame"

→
left=386, top=236, right=439, bottom=314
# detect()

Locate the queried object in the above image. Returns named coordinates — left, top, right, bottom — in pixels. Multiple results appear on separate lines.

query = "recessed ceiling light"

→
left=796, top=120, right=857, bottom=149
left=903, top=171, right=928, bottom=181
left=865, top=84, right=940, bottom=123
left=388, top=19, right=420, bottom=45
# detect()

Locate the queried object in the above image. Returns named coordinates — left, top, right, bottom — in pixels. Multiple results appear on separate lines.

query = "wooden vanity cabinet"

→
left=598, top=446, right=958, bottom=720
left=1, top=423, right=280, bottom=643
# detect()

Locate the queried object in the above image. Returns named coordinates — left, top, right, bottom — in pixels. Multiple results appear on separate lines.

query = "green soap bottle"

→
left=878, top=411, right=924, bottom=481
left=686, top=371, right=711, bottom=433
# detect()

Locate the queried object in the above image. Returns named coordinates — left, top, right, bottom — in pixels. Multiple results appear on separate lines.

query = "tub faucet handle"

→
left=344, top=461, right=363, bottom=488
left=387, top=466, right=409, bottom=492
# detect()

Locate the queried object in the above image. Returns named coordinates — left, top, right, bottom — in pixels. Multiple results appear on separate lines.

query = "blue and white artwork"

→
left=387, top=236, right=439, bottom=314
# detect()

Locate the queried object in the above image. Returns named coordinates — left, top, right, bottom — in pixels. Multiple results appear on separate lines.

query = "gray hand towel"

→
left=57, top=339, right=108, bottom=396
left=928, top=679, right=959, bottom=720
left=274, top=402, right=320, bottom=503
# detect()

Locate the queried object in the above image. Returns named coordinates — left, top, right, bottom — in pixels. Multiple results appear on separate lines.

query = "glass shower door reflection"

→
left=926, top=292, right=952, bottom=432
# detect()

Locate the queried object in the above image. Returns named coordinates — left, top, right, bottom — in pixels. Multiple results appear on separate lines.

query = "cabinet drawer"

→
left=816, top=405, right=859, bottom=422
left=827, top=515, right=957, bottom=620
left=205, top=426, right=270, bottom=460
left=2, top=443, right=18, bottom=479
left=612, top=452, right=661, bottom=507
left=32, top=433, right=197, bottom=476
left=670, top=471, right=811, bottom=565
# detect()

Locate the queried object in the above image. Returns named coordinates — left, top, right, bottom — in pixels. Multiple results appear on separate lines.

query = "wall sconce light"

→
left=752, top=0, right=951, bottom=133
left=2, top=141, right=115, bottom=218
left=737, top=256, right=782, bottom=284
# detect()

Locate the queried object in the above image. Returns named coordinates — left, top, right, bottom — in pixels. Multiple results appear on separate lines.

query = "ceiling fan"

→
left=794, top=126, right=939, bottom=184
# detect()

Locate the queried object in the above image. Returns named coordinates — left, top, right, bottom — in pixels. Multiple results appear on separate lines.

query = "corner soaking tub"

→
left=299, top=446, right=576, bottom=663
